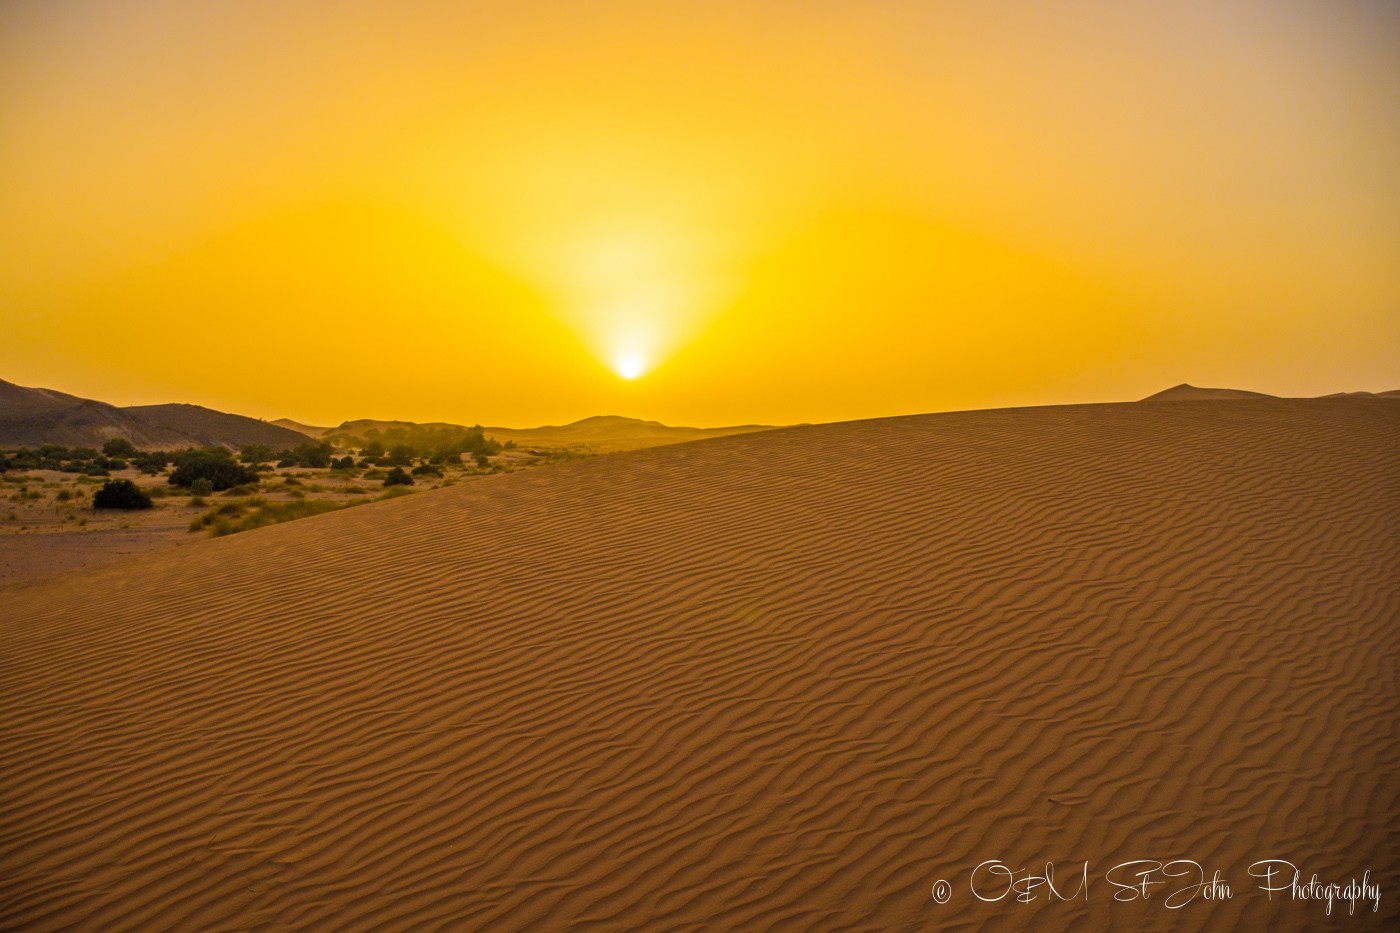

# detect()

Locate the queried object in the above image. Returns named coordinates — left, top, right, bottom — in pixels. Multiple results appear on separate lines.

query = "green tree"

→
left=102, top=438, right=138, bottom=458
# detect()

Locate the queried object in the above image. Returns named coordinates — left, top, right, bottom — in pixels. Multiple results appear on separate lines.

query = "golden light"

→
left=616, top=353, right=645, bottom=380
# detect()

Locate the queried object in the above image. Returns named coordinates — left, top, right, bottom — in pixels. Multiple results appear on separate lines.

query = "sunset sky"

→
left=2, top=1, right=1397, bottom=427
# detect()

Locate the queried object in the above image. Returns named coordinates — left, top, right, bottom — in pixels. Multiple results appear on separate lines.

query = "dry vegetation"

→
left=0, top=440, right=584, bottom=586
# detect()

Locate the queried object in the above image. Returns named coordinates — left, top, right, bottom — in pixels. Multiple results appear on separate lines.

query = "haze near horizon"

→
left=2, top=1, right=1397, bottom=426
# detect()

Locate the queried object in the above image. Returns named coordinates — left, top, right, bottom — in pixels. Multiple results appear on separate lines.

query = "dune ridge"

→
left=1, top=399, right=1397, bottom=930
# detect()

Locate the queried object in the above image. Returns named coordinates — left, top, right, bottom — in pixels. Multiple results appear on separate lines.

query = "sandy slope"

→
left=1, top=399, right=1396, bottom=931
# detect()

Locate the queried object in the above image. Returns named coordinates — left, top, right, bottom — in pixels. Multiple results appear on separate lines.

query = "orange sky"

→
left=2, top=1, right=1397, bottom=427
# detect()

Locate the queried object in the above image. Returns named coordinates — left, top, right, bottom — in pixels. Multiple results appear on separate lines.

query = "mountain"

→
left=125, top=404, right=307, bottom=448
left=320, top=414, right=780, bottom=453
left=1140, top=383, right=1278, bottom=401
left=0, top=380, right=87, bottom=409
left=0, top=379, right=307, bottom=450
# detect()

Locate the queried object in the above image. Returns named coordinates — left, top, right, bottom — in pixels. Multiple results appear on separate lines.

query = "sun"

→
left=615, top=354, right=645, bottom=380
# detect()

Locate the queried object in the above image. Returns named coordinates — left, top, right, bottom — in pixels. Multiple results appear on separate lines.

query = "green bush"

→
left=274, top=441, right=333, bottom=468
left=239, top=444, right=274, bottom=463
left=93, top=479, right=153, bottom=510
left=383, top=467, right=414, bottom=487
left=168, top=449, right=259, bottom=491
left=410, top=464, right=442, bottom=478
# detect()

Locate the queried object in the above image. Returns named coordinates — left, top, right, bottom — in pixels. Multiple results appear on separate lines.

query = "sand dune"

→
left=1, top=399, right=1396, bottom=930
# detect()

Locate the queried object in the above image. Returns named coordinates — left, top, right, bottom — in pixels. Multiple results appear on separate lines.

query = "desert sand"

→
left=1, top=398, right=1396, bottom=930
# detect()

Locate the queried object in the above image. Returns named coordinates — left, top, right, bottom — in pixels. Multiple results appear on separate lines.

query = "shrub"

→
left=410, top=464, right=442, bottom=478
left=93, top=479, right=153, bottom=510
left=102, top=438, right=138, bottom=458
left=289, top=441, right=333, bottom=468
left=190, top=477, right=215, bottom=496
left=239, top=444, right=274, bottom=464
left=168, top=449, right=259, bottom=491
left=135, top=452, right=169, bottom=474
left=383, top=467, right=413, bottom=487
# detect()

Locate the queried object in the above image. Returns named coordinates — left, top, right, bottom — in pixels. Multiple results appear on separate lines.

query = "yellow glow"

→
left=0, top=2, right=1396, bottom=426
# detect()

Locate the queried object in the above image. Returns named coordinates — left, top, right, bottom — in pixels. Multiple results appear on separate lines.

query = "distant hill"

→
left=319, top=414, right=780, bottom=453
left=1142, top=384, right=1399, bottom=402
left=485, top=415, right=778, bottom=452
left=271, top=418, right=332, bottom=438
left=1140, top=384, right=1278, bottom=401
left=0, top=381, right=87, bottom=410
left=124, top=404, right=308, bottom=449
left=0, top=378, right=307, bottom=450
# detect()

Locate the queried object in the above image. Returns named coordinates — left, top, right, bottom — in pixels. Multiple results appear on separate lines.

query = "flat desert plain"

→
left=1, top=398, right=1396, bottom=931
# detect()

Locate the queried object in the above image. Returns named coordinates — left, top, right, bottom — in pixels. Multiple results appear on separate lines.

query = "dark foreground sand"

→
left=1, top=399, right=1396, bottom=931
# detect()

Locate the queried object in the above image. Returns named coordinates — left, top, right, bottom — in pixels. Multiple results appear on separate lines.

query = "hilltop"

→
left=0, top=379, right=308, bottom=450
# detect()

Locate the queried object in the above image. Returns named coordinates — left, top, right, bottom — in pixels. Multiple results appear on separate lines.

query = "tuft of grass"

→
left=184, top=495, right=336, bottom=537
left=181, top=486, right=415, bottom=538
